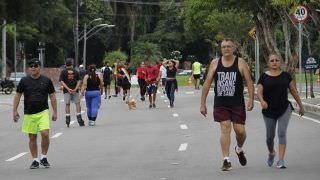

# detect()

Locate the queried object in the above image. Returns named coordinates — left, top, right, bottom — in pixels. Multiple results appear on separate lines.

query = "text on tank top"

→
left=213, top=56, right=244, bottom=107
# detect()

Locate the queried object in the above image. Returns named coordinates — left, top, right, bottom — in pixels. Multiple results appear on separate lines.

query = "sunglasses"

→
left=269, top=59, right=280, bottom=63
left=29, top=64, right=39, bottom=68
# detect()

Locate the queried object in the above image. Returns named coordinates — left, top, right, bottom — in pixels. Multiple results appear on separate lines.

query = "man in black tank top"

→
left=200, top=38, right=254, bottom=171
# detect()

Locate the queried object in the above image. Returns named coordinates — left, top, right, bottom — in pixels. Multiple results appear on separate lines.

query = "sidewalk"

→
left=290, top=92, right=320, bottom=116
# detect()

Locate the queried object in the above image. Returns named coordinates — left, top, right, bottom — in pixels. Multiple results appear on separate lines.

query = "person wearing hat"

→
left=13, top=58, right=57, bottom=169
left=59, top=59, right=85, bottom=127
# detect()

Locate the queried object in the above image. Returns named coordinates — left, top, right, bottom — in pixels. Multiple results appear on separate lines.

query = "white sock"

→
left=223, top=157, right=230, bottom=162
left=40, top=154, right=47, bottom=160
left=236, top=146, right=243, bottom=153
left=33, top=158, right=39, bottom=162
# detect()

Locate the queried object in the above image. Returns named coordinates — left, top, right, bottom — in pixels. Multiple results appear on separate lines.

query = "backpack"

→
left=103, top=67, right=112, bottom=81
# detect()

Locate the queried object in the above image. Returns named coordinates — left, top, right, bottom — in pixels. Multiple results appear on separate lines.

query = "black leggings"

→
left=138, top=78, right=146, bottom=96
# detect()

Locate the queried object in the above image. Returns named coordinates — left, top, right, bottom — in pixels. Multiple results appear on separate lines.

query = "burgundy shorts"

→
left=213, top=106, right=246, bottom=125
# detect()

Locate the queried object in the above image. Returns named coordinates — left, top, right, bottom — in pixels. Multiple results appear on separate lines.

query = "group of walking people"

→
left=12, top=38, right=304, bottom=171
left=201, top=38, right=304, bottom=171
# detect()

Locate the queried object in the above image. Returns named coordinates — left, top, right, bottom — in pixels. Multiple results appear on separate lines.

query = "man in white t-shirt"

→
left=159, top=60, right=168, bottom=94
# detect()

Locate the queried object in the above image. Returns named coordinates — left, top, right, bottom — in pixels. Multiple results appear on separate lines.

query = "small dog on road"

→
left=127, top=98, right=137, bottom=110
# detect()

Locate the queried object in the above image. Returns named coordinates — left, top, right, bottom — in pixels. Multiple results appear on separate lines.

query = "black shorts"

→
left=193, top=74, right=200, bottom=79
left=213, top=106, right=246, bottom=125
left=104, top=80, right=111, bottom=86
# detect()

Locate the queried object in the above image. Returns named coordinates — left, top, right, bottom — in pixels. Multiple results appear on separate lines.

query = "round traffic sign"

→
left=294, top=5, right=308, bottom=22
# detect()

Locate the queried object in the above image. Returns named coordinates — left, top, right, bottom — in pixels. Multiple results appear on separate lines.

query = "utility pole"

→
left=14, top=24, right=17, bottom=77
left=2, top=19, right=6, bottom=79
left=75, top=0, right=79, bottom=68
left=83, top=22, right=87, bottom=68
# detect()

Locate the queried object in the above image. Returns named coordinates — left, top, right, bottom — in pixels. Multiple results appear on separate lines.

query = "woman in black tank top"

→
left=81, top=64, right=103, bottom=126
left=164, top=59, right=179, bottom=108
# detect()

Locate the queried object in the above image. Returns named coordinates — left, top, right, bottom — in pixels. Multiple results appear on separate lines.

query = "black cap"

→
left=65, top=59, right=73, bottom=66
left=28, top=58, right=41, bottom=66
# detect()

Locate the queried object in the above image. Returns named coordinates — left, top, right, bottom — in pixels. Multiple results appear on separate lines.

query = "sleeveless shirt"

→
left=213, top=56, right=244, bottom=107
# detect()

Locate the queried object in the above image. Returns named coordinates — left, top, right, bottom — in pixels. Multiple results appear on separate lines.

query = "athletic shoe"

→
left=276, top=160, right=287, bottom=169
left=221, top=159, right=232, bottom=171
left=40, top=158, right=50, bottom=168
left=30, top=160, right=40, bottom=169
left=104, top=96, right=107, bottom=99
left=108, top=95, right=111, bottom=99
left=149, top=104, right=152, bottom=108
left=66, top=116, right=71, bottom=128
left=267, top=153, right=276, bottom=167
left=152, top=104, right=156, bottom=108
left=140, top=96, right=145, bottom=101
left=235, top=146, right=247, bottom=166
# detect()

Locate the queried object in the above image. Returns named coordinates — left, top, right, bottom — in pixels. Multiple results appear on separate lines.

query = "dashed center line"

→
left=185, top=91, right=194, bottom=95
left=5, top=152, right=28, bottom=162
left=173, top=113, right=179, bottom=117
left=180, top=124, right=188, bottom=130
left=51, top=132, right=63, bottom=139
left=70, top=120, right=75, bottom=125
left=178, top=143, right=188, bottom=152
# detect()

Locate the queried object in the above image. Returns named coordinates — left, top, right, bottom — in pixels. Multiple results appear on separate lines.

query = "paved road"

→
left=0, top=88, right=319, bottom=180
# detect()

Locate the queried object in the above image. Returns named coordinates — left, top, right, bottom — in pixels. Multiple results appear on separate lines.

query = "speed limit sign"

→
left=294, top=5, right=308, bottom=22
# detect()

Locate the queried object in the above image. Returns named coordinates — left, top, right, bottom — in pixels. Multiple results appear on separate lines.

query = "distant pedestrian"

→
left=159, top=60, right=167, bottom=94
left=137, top=62, right=147, bottom=101
left=163, top=59, right=179, bottom=108
left=192, top=60, right=202, bottom=89
left=81, top=64, right=104, bottom=126
left=101, top=62, right=113, bottom=100
left=59, top=59, right=85, bottom=127
left=257, top=53, right=304, bottom=168
left=145, top=60, right=160, bottom=108
left=200, top=38, right=254, bottom=171
left=13, top=59, right=57, bottom=169
left=118, top=63, right=131, bottom=102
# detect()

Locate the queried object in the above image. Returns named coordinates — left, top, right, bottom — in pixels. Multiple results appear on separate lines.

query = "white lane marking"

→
left=164, top=100, right=168, bottom=103
left=51, top=132, right=63, bottom=139
left=173, top=113, right=179, bottom=117
left=186, top=91, right=194, bottom=95
left=292, top=112, right=320, bottom=124
left=6, top=152, right=28, bottom=162
left=180, top=124, right=188, bottom=130
left=253, top=99, right=320, bottom=124
left=70, top=120, right=75, bottom=125
left=178, top=143, right=188, bottom=152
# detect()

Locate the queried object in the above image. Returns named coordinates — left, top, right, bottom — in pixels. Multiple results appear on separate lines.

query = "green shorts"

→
left=22, top=109, right=50, bottom=134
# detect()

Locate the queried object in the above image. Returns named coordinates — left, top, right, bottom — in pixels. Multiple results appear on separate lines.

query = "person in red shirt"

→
left=145, top=60, right=160, bottom=108
left=136, top=62, right=147, bottom=101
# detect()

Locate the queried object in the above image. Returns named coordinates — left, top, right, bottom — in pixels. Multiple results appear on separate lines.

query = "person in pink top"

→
left=145, top=60, right=160, bottom=108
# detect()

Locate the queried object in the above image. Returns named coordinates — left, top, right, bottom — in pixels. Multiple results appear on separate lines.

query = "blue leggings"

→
left=85, top=90, right=101, bottom=121
left=263, top=105, right=292, bottom=153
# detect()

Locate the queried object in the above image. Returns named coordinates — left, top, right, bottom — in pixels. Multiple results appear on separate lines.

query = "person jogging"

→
left=59, top=59, right=85, bottom=127
left=200, top=38, right=254, bottom=171
left=101, top=62, right=113, bottom=100
left=257, top=53, right=304, bottom=168
left=13, top=59, right=57, bottom=169
left=137, top=62, right=147, bottom=101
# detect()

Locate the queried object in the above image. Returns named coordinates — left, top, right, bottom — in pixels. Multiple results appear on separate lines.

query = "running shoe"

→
left=276, top=160, right=287, bottom=169
left=149, top=104, right=152, bottom=108
left=267, top=152, right=276, bottom=167
left=152, top=104, right=156, bottom=108
left=235, top=146, right=247, bottom=166
left=221, top=159, right=232, bottom=171
left=30, top=160, right=40, bottom=169
left=40, top=158, right=50, bottom=168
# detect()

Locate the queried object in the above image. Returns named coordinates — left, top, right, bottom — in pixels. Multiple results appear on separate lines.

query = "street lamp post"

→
left=81, top=23, right=115, bottom=67
left=75, top=0, right=79, bottom=68
left=2, top=19, right=6, bottom=79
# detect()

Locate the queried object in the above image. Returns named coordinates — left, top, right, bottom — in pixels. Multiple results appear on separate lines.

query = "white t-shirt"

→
left=160, top=65, right=167, bottom=79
